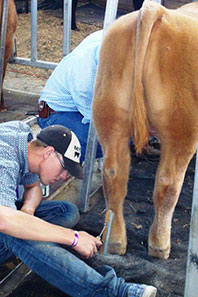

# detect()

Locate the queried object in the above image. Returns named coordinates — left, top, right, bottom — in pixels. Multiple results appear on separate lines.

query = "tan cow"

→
left=0, top=0, right=17, bottom=111
left=92, top=0, right=198, bottom=259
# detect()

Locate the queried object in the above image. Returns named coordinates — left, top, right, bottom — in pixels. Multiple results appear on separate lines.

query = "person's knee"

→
left=65, top=202, right=80, bottom=226
left=57, top=201, right=80, bottom=228
left=40, top=201, right=80, bottom=228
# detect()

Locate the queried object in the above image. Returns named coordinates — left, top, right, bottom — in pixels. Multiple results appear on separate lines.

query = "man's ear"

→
left=43, top=146, right=55, bottom=160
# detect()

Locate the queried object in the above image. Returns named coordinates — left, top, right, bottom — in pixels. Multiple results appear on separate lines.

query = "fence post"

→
left=63, top=0, right=72, bottom=56
left=31, top=0, right=38, bottom=62
left=184, top=149, right=198, bottom=297
left=0, top=0, right=9, bottom=100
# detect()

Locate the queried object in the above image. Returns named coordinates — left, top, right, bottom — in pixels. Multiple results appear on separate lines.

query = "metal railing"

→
left=12, top=0, right=72, bottom=70
left=0, top=0, right=72, bottom=98
left=185, top=150, right=198, bottom=297
left=0, top=0, right=9, bottom=99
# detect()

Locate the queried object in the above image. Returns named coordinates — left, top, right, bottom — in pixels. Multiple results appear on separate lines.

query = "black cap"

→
left=37, top=125, right=83, bottom=179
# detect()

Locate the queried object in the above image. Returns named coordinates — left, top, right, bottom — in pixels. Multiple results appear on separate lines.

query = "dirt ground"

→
left=0, top=2, right=195, bottom=297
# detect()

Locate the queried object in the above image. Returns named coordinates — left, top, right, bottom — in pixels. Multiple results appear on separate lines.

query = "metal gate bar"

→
left=184, top=149, right=198, bottom=297
left=184, top=0, right=198, bottom=295
left=0, top=0, right=9, bottom=101
left=11, top=0, right=72, bottom=70
left=0, top=262, right=31, bottom=297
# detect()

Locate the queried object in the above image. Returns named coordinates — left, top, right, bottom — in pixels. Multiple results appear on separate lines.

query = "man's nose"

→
left=60, top=170, right=68, bottom=180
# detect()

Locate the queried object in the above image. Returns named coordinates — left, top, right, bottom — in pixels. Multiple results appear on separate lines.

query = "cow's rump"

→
left=92, top=0, right=198, bottom=260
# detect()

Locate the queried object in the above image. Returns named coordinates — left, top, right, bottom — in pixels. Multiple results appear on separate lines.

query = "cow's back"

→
left=176, top=1, right=198, bottom=19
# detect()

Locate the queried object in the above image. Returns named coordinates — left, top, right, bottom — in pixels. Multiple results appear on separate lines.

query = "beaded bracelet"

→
left=71, top=231, right=79, bottom=248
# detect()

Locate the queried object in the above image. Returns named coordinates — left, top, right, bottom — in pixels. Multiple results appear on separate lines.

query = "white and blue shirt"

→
left=39, top=30, right=103, bottom=124
left=0, top=121, right=38, bottom=209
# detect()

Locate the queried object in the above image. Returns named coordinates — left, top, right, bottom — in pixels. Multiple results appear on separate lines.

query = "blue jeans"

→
left=0, top=200, right=130, bottom=297
left=38, top=112, right=103, bottom=162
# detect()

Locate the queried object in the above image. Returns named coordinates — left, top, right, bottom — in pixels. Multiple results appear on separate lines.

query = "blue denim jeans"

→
left=0, top=200, right=130, bottom=297
left=38, top=112, right=103, bottom=162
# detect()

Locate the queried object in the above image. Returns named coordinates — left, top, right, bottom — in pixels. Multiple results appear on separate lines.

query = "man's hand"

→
left=20, top=205, right=35, bottom=216
left=73, top=231, right=102, bottom=258
left=21, top=181, right=42, bottom=216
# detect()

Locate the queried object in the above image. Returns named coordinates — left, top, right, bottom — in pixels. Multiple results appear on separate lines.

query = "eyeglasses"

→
left=54, top=151, right=65, bottom=170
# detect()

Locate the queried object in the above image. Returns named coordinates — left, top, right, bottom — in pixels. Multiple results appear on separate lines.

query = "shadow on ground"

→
left=0, top=90, right=39, bottom=123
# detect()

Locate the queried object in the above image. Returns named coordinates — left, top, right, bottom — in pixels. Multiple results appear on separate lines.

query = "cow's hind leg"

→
left=101, top=135, right=131, bottom=255
left=0, top=68, right=7, bottom=111
left=0, top=37, right=13, bottom=111
left=148, top=141, right=196, bottom=259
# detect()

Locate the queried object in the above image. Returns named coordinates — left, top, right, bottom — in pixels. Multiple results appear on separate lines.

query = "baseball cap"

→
left=37, top=125, right=83, bottom=179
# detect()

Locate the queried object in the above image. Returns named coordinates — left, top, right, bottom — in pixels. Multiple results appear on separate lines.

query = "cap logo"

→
left=64, top=131, right=81, bottom=163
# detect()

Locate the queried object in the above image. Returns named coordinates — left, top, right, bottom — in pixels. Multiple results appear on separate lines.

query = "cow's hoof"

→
left=148, top=245, right=170, bottom=259
left=109, top=242, right=127, bottom=255
left=72, top=26, right=79, bottom=31
left=103, top=241, right=127, bottom=255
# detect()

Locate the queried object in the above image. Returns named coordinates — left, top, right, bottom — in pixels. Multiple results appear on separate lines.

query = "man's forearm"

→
left=0, top=205, right=102, bottom=258
left=0, top=205, right=74, bottom=245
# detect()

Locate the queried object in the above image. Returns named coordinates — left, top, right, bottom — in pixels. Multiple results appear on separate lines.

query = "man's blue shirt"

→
left=0, top=121, right=38, bottom=209
left=39, top=30, right=103, bottom=124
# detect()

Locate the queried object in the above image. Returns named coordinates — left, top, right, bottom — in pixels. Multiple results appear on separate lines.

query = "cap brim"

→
left=63, top=157, right=84, bottom=179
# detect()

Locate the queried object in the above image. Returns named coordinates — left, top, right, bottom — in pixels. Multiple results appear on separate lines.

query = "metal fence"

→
left=0, top=0, right=72, bottom=103
left=12, top=0, right=72, bottom=70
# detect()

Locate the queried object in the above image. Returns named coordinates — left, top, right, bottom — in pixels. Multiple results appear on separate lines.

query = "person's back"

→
left=38, top=30, right=103, bottom=161
left=0, top=121, right=38, bottom=209
left=39, top=30, right=103, bottom=122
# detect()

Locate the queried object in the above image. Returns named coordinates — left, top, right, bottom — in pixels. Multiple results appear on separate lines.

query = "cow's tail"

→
left=131, top=0, right=165, bottom=154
